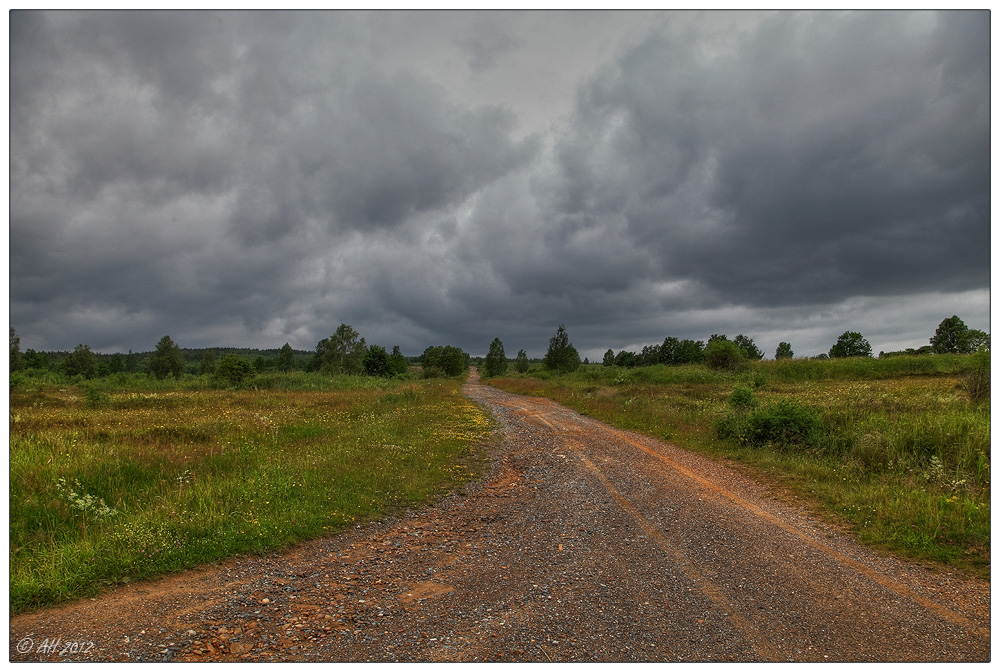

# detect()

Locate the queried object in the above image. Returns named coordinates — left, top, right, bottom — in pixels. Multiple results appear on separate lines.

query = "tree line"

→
left=9, top=315, right=988, bottom=384
left=7, top=324, right=474, bottom=386
left=8, top=332, right=319, bottom=382
left=478, top=316, right=989, bottom=378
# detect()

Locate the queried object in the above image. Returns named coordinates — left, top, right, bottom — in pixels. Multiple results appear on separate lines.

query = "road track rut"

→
left=9, top=371, right=990, bottom=662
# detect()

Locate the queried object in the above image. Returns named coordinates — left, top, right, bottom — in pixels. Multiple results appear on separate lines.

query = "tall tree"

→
left=23, top=349, right=48, bottom=370
left=389, top=345, right=409, bottom=376
left=438, top=345, right=467, bottom=376
left=639, top=344, right=661, bottom=366
left=422, top=346, right=443, bottom=375
left=514, top=349, right=530, bottom=373
left=422, top=345, right=468, bottom=377
left=733, top=334, right=764, bottom=360
left=615, top=350, right=638, bottom=368
left=316, top=324, right=367, bottom=374
left=275, top=343, right=296, bottom=372
left=149, top=335, right=184, bottom=379
left=659, top=337, right=680, bottom=365
left=829, top=331, right=872, bottom=358
left=482, top=337, right=508, bottom=378
left=64, top=344, right=97, bottom=379
left=199, top=349, right=218, bottom=375
left=105, top=352, right=125, bottom=375
left=363, top=344, right=392, bottom=377
left=967, top=329, right=990, bottom=353
left=10, top=328, right=24, bottom=372
left=125, top=349, right=139, bottom=373
left=775, top=342, right=794, bottom=360
left=543, top=324, right=581, bottom=373
left=676, top=339, right=705, bottom=364
left=930, top=316, right=971, bottom=354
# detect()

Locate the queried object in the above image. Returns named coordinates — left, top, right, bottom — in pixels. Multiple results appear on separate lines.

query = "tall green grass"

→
left=489, top=355, right=989, bottom=578
left=765, top=353, right=973, bottom=381
left=10, top=375, right=494, bottom=613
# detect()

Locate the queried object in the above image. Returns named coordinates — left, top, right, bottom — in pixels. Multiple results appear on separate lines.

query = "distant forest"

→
left=10, top=342, right=317, bottom=378
left=8, top=315, right=988, bottom=383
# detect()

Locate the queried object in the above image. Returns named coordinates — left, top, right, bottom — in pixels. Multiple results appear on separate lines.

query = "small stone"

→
left=230, top=642, right=251, bottom=655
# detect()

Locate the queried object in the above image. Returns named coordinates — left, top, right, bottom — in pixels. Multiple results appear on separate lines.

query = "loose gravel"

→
left=9, top=372, right=990, bottom=662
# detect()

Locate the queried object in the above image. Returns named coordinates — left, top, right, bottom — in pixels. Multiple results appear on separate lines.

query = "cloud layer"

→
left=10, top=10, right=990, bottom=358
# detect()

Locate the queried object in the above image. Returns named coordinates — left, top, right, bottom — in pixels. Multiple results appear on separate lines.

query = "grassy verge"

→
left=10, top=373, right=494, bottom=614
left=486, top=356, right=989, bottom=579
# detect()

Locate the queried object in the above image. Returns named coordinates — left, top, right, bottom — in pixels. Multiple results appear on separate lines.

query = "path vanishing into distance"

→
left=10, top=370, right=990, bottom=662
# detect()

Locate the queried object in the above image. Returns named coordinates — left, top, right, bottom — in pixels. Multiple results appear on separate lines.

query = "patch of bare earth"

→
left=9, top=371, right=989, bottom=662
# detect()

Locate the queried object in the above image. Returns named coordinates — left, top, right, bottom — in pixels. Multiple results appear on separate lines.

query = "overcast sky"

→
left=9, top=10, right=991, bottom=360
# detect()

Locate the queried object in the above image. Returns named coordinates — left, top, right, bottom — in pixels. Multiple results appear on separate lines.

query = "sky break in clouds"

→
left=8, top=10, right=991, bottom=361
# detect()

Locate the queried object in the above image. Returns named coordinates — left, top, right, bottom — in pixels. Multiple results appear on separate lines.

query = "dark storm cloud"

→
left=9, top=11, right=989, bottom=359
left=10, top=11, right=538, bottom=353
left=538, top=11, right=989, bottom=313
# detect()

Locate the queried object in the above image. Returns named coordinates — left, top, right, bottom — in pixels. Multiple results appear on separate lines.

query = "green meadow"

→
left=9, top=372, right=493, bottom=614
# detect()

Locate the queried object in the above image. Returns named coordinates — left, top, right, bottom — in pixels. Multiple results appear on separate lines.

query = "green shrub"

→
left=728, top=385, right=757, bottom=409
left=10, top=371, right=26, bottom=390
left=718, top=399, right=823, bottom=449
left=704, top=339, right=746, bottom=371
left=514, top=349, right=530, bottom=373
left=749, top=400, right=823, bottom=447
left=213, top=355, right=255, bottom=388
left=363, top=345, right=392, bottom=377
left=82, top=386, right=112, bottom=408
left=422, top=366, right=444, bottom=379
left=714, top=413, right=747, bottom=443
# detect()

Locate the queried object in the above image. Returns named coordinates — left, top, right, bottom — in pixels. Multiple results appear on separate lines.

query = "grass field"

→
left=8, top=355, right=990, bottom=613
left=486, top=355, right=989, bottom=579
left=9, top=372, right=494, bottom=614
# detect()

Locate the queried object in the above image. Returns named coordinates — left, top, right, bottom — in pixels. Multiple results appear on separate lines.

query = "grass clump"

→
left=960, top=349, right=990, bottom=404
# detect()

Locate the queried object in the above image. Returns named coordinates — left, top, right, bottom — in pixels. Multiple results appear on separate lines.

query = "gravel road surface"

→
left=9, top=371, right=990, bottom=662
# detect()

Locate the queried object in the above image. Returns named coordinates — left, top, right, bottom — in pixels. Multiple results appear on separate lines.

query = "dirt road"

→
left=9, top=372, right=990, bottom=662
